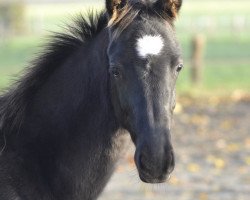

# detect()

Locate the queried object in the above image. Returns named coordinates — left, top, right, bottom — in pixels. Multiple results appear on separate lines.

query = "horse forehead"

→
left=136, top=34, right=164, bottom=58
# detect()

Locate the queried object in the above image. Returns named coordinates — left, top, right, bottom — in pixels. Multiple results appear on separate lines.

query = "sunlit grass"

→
left=176, top=65, right=250, bottom=95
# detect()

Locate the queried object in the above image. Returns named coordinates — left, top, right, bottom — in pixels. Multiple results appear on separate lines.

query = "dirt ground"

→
left=99, top=95, right=250, bottom=200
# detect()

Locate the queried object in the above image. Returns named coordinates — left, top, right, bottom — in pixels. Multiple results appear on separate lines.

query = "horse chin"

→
left=138, top=171, right=170, bottom=184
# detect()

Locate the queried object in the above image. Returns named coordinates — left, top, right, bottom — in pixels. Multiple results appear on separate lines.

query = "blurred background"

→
left=0, top=0, right=249, bottom=199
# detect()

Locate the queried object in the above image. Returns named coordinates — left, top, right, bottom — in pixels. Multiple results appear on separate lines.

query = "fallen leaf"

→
left=214, top=158, right=226, bottom=169
left=220, top=120, right=233, bottom=130
left=245, top=156, right=250, bottom=165
left=190, top=114, right=209, bottom=126
left=199, top=193, right=209, bottom=200
left=206, top=155, right=226, bottom=169
left=226, top=143, right=240, bottom=152
left=169, top=176, right=181, bottom=186
left=187, top=163, right=201, bottom=172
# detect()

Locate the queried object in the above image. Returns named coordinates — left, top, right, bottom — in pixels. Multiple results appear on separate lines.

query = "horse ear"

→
left=106, top=0, right=127, bottom=17
left=153, top=0, right=182, bottom=19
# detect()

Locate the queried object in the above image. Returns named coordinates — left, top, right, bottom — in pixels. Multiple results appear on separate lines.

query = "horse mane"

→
left=0, top=10, right=108, bottom=135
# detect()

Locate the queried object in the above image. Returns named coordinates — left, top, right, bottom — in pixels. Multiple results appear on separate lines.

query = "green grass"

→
left=177, top=65, right=250, bottom=95
left=0, top=36, right=41, bottom=89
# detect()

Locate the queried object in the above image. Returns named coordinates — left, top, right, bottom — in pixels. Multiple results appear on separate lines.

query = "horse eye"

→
left=110, top=67, right=120, bottom=78
left=176, top=63, right=183, bottom=72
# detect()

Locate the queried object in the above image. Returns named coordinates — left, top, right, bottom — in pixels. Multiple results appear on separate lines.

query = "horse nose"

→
left=138, top=150, right=175, bottom=173
left=135, top=146, right=175, bottom=182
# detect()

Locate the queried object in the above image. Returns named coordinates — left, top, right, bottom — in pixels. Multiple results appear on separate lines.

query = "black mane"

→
left=0, top=11, right=108, bottom=135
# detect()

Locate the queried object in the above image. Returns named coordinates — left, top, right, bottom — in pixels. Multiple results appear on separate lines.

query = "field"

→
left=0, top=0, right=250, bottom=94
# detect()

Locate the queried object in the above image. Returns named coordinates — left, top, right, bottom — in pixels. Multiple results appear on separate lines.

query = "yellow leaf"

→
left=190, top=114, right=209, bottom=126
left=187, top=163, right=200, bottom=172
left=245, top=157, right=250, bottom=165
left=220, top=120, right=233, bottom=130
left=226, top=143, right=240, bottom=152
left=199, top=193, right=208, bottom=200
left=214, top=158, right=225, bottom=169
left=169, top=176, right=181, bottom=186
left=206, top=155, right=226, bottom=169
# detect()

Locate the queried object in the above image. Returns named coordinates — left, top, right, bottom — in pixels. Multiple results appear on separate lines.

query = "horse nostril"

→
left=163, top=151, right=175, bottom=174
left=168, top=151, right=175, bottom=173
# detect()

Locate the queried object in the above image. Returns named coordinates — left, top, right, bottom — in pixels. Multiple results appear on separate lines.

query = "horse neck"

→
left=15, top=28, right=119, bottom=157
left=7, top=28, right=126, bottom=198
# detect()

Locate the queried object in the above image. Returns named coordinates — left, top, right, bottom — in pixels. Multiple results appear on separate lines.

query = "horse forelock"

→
left=107, top=1, right=176, bottom=39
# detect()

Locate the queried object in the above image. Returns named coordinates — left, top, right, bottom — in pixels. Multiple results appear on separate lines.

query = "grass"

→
left=177, top=65, right=250, bottom=95
left=0, top=1, right=250, bottom=94
left=0, top=36, right=41, bottom=89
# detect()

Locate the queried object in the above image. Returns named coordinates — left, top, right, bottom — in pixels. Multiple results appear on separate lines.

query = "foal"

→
left=0, top=0, right=183, bottom=199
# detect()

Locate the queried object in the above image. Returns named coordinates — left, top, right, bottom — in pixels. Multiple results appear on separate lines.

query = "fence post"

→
left=0, top=0, right=26, bottom=36
left=191, top=34, right=206, bottom=85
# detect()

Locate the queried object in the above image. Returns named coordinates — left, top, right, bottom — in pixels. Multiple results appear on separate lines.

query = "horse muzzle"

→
left=134, top=138, right=175, bottom=183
